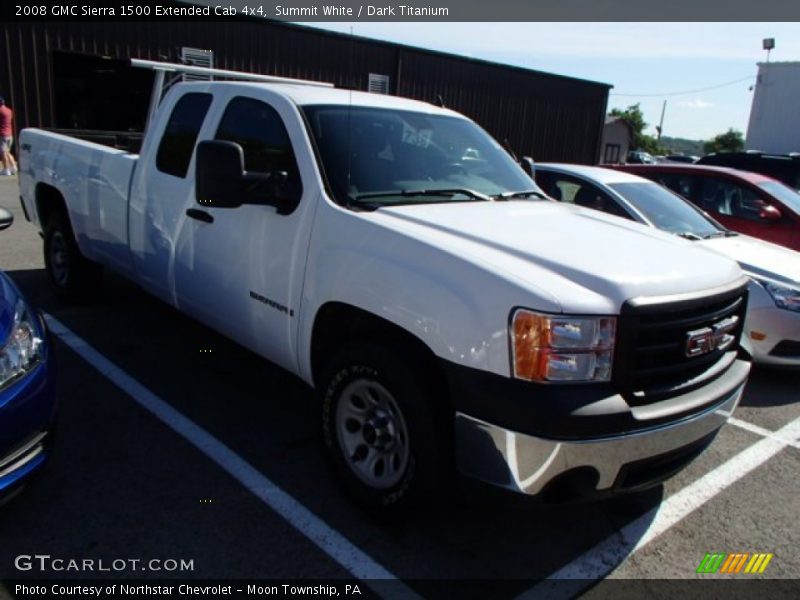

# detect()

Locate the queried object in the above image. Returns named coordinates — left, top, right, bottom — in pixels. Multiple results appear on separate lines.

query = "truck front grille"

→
left=614, top=284, right=748, bottom=405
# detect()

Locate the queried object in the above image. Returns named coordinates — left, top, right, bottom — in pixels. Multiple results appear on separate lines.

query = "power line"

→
left=610, top=75, right=756, bottom=98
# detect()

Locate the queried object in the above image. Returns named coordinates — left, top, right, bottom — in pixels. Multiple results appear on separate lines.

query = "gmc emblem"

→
left=685, top=316, right=739, bottom=357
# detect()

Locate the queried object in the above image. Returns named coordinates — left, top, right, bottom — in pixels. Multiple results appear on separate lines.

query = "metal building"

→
left=746, top=62, right=800, bottom=154
left=0, top=19, right=611, bottom=163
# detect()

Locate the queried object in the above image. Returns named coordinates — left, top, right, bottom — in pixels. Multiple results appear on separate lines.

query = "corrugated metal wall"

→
left=0, top=20, right=609, bottom=163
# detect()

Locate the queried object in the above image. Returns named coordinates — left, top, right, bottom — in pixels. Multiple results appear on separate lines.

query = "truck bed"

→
left=20, top=128, right=140, bottom=277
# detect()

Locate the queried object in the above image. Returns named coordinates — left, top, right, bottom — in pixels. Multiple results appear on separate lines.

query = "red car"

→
left=615, top=164, right=800, bottom=252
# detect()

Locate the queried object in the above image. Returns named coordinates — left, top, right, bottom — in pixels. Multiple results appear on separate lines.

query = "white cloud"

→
left=678, top=99, right=715, bottom=109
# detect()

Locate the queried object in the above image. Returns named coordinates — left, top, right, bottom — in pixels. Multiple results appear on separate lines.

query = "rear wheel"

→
left=321, top=343, right=450, bottom=513
left=43, top=212, right=102, bottom=302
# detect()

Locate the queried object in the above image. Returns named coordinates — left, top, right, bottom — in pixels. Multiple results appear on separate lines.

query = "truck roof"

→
left=176, top=80, right=464, bottom=117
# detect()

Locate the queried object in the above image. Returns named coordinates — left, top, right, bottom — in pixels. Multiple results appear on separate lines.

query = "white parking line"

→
left=45, top=314, right=420, bottom=600
left=727, top=416, right=800, bottom=450
left=519, top=415, right=800, bottom=598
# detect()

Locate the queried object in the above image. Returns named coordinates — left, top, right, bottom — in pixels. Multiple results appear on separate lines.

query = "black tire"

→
left=320, top=343, right=450, bottom=513
left=43, top=211, right=102, bottom=302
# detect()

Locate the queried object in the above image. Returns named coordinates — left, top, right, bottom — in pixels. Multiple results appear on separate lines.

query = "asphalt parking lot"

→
left=0, top=175, right=798, bottom=598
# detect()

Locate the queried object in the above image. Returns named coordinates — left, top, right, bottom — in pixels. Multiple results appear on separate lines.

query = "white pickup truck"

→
left=19, top=61, right=751, bottom=510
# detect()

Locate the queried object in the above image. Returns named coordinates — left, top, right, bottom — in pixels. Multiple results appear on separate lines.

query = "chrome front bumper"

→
left=454, top=382, right=744, bottom=497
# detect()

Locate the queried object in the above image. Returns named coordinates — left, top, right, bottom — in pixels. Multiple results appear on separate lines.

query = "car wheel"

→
left=321, top=343, right=449, bottom=513
left=43, top=212, right=102, bottom=301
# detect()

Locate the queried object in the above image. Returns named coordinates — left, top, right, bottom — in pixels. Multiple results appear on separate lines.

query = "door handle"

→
left=186, top=208, right=214, bottom=223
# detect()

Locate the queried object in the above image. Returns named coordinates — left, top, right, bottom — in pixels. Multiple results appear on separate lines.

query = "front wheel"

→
left=321, top=344, right=450, bottom=513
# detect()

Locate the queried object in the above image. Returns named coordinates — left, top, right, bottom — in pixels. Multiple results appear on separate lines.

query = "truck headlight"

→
left=0, top=299, right=44, bottom=390
left=511, top=309, right=615, bottom=382
left=761, top=280, right=800, bottom=312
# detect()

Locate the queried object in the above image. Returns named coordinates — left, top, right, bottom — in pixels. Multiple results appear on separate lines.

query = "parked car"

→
left=665, top=154, right=699, bottom=164
left=614, top=163, right=800, bottom=252
left=626, top=150, right=657, bottom=164
left=535, top=163, right=800, bottom=366
left=697, top=151, right=800, bottom=191
left=19, top=60, right=751, bottom=510
left=0, top=208, right=57, bottom=503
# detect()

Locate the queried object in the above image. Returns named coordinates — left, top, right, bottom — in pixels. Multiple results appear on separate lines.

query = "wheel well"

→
left=310, top=303, right=448, bottom=402
left=35, top=184, right=67, bottom=230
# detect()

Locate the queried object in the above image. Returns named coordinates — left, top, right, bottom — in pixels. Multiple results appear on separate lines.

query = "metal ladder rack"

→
left=129, top=58, right=334, bottom=131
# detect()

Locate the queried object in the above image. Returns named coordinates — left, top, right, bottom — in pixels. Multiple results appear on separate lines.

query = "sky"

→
left=300, top=22, right=800, bottom=142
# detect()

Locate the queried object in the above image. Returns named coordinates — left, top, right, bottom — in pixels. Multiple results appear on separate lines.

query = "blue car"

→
left=0, top=207, right=57, bottom=502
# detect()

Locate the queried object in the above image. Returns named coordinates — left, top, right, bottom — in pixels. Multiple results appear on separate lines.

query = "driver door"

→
left=172, top=91, right=314, bottom=372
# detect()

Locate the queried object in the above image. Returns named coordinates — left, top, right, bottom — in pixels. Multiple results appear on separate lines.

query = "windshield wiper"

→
left=353, top=188, right=493, bottom=203
left=701, top=231, right=729, bottom=239
left=676, top=232, right=703, bottom=241
left=493, top=189, right=549, bottom=201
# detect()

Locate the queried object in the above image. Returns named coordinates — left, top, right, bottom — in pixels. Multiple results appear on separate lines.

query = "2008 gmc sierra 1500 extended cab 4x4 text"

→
left=18, top=60, right=751, bottom=511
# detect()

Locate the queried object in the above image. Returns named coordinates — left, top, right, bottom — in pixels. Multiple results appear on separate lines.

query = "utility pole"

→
left=656, top=100, right=667, bottom=141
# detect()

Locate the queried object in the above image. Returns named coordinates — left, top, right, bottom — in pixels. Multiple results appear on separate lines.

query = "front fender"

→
left=296, top=204, right=560, bottom=385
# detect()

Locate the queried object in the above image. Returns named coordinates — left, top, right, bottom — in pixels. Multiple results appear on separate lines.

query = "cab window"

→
left=156, top=93, right=213, bottom=178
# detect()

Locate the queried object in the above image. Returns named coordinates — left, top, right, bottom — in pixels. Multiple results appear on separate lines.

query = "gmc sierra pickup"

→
left=19, top=60, right=751, bottom=510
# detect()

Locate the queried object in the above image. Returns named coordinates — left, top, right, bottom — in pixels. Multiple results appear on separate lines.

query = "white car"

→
left=535, top=163, right=800, bottom=366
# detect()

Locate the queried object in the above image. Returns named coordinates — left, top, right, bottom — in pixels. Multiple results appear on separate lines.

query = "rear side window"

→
left=156, top=93, right=213, bottom=178
left=215, top=97, right=301, bottom=189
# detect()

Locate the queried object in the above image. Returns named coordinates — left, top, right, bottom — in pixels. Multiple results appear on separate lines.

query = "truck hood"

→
left=372, top=201, right=743, bottom=313
left=698, top=234, right=800, bottom=285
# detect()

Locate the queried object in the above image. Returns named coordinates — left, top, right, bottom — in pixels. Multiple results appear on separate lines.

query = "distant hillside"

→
left=660, top=136, right=704, bottom=157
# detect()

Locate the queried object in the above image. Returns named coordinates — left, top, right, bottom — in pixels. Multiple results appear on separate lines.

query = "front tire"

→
left=321, top=343, right=449, bottom=513
left=43, top=212, right=102, bottom=302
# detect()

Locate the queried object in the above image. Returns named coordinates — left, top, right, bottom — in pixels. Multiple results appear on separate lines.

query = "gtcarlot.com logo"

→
left=696, top=552, right=774, bottom=574
left=14, top=555, right=195, bottom=573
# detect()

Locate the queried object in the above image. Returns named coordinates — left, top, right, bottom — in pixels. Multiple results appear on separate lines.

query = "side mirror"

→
left=196, top=140, right=247, bottom=209
left=759, top=204, right=782, bottom=221
left=0, top=207, right=13, bottom=231
left=520, top=156, right=536, bottom=179
left=195, top=141, right=301, bottom=214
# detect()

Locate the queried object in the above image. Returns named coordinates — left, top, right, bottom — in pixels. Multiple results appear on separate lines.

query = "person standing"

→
left=0, top=97, right=17, bottom=176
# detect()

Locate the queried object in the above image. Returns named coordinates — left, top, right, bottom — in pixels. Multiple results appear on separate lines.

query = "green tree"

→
left=609, top=103, right=664, bottom=154
left=703, top=129, right=744, bottom=154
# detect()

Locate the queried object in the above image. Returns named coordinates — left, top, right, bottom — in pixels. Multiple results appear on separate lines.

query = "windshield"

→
left=758, top=180, right=800, bottom=214
left=608, top=182, right=722, bottom=238
left=302, top=105, right=539, bottom=207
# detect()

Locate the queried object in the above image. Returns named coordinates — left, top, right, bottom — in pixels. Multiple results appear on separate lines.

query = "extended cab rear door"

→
left=129, top=89, right=214, bottom=301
